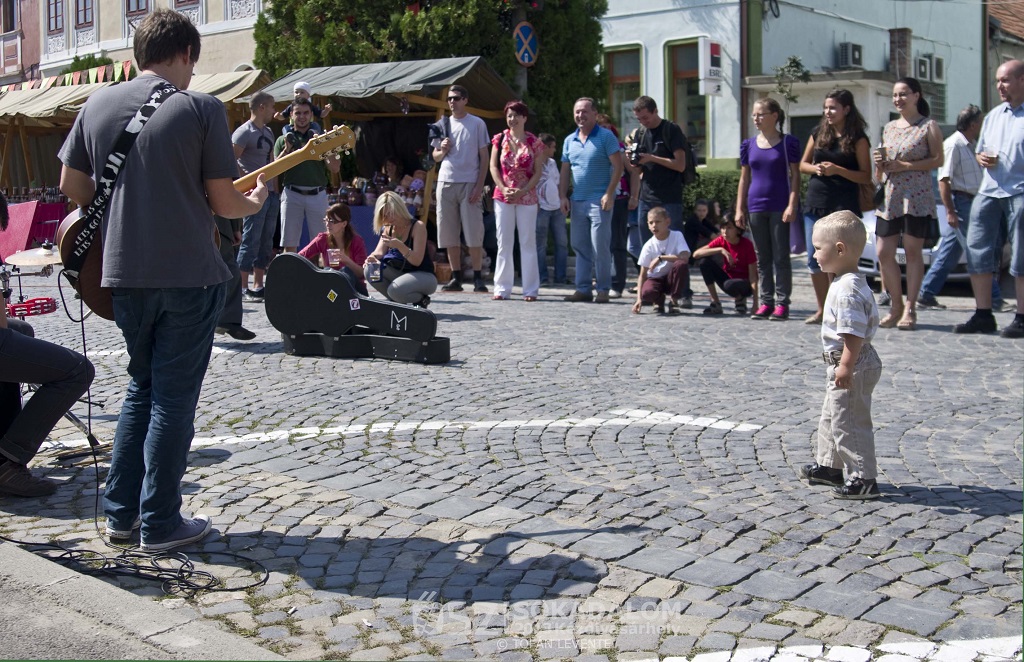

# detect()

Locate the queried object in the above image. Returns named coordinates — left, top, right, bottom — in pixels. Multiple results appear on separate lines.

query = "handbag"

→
left=859, top=175, right=885, bottom=213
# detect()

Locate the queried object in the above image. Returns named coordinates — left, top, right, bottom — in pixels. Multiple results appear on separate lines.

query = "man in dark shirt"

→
left=626, top=96, right=688, bottom=247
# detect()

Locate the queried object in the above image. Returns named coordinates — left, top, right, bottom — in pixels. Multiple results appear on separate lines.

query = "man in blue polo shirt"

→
left=954, top=59, right=1024, bottom=338
left=559, top=97, right=625, bottom=303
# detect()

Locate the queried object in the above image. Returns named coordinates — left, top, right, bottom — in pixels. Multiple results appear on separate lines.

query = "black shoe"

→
left=800, top=463, right=843, bottom=487
left=0, top=461, right=58, bottom=497
left=735, top=297, right=747, bottom=315
left=441, top=278, right=463, bottom=292
left=917, top=294, right=945, bottom=309
left=953, top=313, right=997, bottom=334
left=473, top=277, right=488, bottom=293
left=415, top=295, right=431, bottom=309
left=833, top=477, right=880, bottom=500
left=215, top=326, right=256, bottom=341
left=703, top=301, right=723, bottom=316
left=1001, top=317, right=1024, bottom=338
left=242, top=288, right=265, bottom=303
left=655, top=302, right=666, bottom=315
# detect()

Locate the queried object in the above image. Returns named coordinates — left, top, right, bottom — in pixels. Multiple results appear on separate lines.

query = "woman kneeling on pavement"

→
left=363, top=191, right=437, bottom=307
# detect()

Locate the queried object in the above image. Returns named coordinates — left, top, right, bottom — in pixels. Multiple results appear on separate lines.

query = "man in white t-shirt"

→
left=431, top=85, right=490, bottom=293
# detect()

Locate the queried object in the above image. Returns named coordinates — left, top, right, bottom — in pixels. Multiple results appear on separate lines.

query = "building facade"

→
left=37, top=0, right=262, bottom=76
left=602, top=0, right=986, bottom=166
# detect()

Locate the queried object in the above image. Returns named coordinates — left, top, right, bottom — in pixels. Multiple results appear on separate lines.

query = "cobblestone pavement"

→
left=1, top=265, right=1021, bottom=662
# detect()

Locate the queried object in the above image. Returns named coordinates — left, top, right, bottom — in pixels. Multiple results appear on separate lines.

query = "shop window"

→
left=126, top=0, right=147, bottom=16
left=48, top=0, right=64, bottom=34
left=174, top=0, right=199, bottom=7
left=75, top=0, right=92, bottom=27
left=669, top=43, right=705, bottom=164
left=606, top=48, right=641, bottom=131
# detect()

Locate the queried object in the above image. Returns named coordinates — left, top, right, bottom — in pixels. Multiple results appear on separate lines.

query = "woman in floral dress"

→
left=873, top=77, right=944, bottom=330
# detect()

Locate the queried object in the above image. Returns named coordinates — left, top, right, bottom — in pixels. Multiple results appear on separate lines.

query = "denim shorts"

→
left=966, top=193, right=1023, bottom=276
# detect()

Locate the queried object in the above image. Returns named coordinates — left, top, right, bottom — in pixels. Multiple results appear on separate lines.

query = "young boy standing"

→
left=800, top=210, right=883, bottom=499
left=631, top=207, right=690, bottom=315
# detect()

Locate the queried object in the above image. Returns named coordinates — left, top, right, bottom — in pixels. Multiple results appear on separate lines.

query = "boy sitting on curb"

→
left=631, top=207, right=691, bottom=315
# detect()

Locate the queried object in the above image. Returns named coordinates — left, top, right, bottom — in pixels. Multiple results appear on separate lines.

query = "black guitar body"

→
left=265, top=254, right=449, bottom=364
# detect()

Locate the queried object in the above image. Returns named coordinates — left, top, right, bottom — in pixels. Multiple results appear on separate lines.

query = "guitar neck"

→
left=234, top=146, right=317, bottom=192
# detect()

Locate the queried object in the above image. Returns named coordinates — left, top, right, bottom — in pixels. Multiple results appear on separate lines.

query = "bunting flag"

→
left=29, top=79, right=40, bottom=89
left=87, top=67, right=97, bottom=84
left=41, top=77, right=54, bottom=89
left=122, top=61, right=132, bottom=79
left=72, top=70, right=82, bottom=85
left=113, top=61, right=123, bottom=81
left=64, top=73, right=73, bottom=86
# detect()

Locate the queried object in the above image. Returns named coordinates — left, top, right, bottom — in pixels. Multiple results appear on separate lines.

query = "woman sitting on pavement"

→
left=691, top=218, right=758, bottom=316
left=363, top=191, right=437, bottom=307
left=299, top=202, right=368, bottom=296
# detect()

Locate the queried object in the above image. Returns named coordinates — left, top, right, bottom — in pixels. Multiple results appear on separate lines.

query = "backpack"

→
left=637, top=120, right=699, bottom=186
left=426, top=115, right=452, bottom=170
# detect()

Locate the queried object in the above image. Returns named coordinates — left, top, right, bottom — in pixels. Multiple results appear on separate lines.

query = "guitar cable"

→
left=1, top=270, right=269, bottom=599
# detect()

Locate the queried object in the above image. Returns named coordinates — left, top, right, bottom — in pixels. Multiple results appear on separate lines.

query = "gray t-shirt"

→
left=232, top=119, right=276, bottom=192
left=434, top=113, right=489, bottom=184
left=58, top=74, right=235, bottom=288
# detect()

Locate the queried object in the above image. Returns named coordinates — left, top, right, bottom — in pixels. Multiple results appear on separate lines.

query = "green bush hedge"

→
left=683, top=169, right=741, bottom=213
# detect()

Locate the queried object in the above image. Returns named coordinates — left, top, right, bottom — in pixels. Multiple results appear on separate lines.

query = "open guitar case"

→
left=264, top=253, right=450, bottom=364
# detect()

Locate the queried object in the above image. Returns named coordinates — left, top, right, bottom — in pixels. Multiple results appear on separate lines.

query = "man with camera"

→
left=275, top=98, right=340, bottom=254
left=627, top=96, right=689, bottom=247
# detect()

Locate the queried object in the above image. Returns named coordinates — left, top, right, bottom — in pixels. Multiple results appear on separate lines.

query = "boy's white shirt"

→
left=637, top=230, right=690, bottom=279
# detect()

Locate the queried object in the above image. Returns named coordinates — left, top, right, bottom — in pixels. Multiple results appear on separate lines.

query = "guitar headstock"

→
left=307, top=125, right=356, bottom=161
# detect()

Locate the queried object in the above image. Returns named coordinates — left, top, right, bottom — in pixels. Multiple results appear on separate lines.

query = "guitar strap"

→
left=64, top=82, right=180, bottom=281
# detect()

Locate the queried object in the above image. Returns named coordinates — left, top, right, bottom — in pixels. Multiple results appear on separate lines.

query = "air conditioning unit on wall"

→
left=838, top=42, right=863, bottom=69
left=916, top=56, right=932, bottom=81
left=928, top=55, right=946, bottom=83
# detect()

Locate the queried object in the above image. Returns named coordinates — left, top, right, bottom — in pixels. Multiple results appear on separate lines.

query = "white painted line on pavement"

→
left=42, top=408, right=763, bottom=452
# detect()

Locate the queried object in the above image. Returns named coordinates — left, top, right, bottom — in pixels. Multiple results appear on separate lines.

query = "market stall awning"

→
left=0, top=83, right=112, bottom=127
left=260, top=56, right=516, bottom=118
left=188, top=69, right=273, bottom=104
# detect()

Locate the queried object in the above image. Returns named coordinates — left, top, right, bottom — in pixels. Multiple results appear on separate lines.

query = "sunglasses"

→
left=447, top=96, right=464, bottom=102
left=326, top=217, right=347, bottom=224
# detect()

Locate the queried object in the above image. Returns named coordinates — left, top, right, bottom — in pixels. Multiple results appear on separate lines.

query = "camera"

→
left=627, top=144, right=646, bottom=166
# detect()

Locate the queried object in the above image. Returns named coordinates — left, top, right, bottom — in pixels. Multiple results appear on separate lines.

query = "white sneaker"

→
left=609, top=290, right=623, bottom=299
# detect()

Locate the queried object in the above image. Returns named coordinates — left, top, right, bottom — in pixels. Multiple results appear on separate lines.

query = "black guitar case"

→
left=264, top=254, right=449, bottom=364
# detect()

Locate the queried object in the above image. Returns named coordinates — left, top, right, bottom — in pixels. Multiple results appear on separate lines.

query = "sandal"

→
left=523, top=295, right=537, bottom=302
left=879, top=305, right=904, bottom=329
left=492, top=294, right=509, bottom=301
left=897, top=309, right=917, bottom=331
left=804, top=312, right=823, bottom=325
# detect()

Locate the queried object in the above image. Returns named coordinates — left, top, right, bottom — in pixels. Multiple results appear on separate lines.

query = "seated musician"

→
left=0, top=193, right=95, bottom=497
left=298, top=203, right=368, bottom=296
left=363, top=191, right=437, bottom=307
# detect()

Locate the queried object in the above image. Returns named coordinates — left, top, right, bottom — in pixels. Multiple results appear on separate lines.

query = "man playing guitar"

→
left=58, top=10, right=266, bottom=551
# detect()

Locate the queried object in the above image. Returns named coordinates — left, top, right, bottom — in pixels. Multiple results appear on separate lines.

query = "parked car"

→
left=857, top=205, right=954, bottom=285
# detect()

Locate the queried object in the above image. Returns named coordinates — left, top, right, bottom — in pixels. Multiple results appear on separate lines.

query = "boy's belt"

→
left=822, top=350, right=843, bottom=366
left=288, top=185, right=325, bottom=195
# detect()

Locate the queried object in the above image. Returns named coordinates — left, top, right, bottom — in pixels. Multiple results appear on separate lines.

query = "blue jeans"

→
left=921, top=192, right=1000, bottom=300
left=237, top=191, right=280, bottom=273
left=0, top=323, right=94, bottom=465
left=967, top=192, right=1024, bottom=277
left=627, top=208, right=641, bottom=259
left=105, top=283, right=226, bottom=541
left=535, top=207, right=567, bottom=284
left=570, top=199, right=613, bottom=293
left=804, top=211, right=825, bottom=273
left=636, top=201, right=684, bottom=246
left=611, top=198, right=631, bottom=292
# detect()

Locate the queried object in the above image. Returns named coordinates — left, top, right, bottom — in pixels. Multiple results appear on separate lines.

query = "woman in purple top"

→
left=735, top=98, right=801, bottom=320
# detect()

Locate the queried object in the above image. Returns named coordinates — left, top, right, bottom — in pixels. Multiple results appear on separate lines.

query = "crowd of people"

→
left=1, top=3, right=1020, bottom=520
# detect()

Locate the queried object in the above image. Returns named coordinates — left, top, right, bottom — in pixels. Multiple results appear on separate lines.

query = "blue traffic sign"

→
left=514, top=21, right=538, bottom=68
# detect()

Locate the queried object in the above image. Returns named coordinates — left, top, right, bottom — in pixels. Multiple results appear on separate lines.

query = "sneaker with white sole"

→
left=106, top=516, right=142, bottom=539
left=833, top=477, right=880, bottom=500
left=140, top=515, right=212, bottom=552
left=0, top=461, right=57, bottom=497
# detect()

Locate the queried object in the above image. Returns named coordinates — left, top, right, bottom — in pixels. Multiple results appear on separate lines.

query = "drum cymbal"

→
left=4, top=247, right=63, bottom=266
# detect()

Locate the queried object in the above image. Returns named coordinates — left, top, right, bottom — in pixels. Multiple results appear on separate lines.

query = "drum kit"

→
left=1, top=241, right=63, bottom=318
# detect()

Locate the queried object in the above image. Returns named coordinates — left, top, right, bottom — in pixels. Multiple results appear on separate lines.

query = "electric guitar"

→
left=56, top=125, right=356, bottom=320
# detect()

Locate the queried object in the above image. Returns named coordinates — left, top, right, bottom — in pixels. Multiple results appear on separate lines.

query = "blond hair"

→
left=815, top=210, right=866, bottom=254
left=373, top=190, right=413, bottom=233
